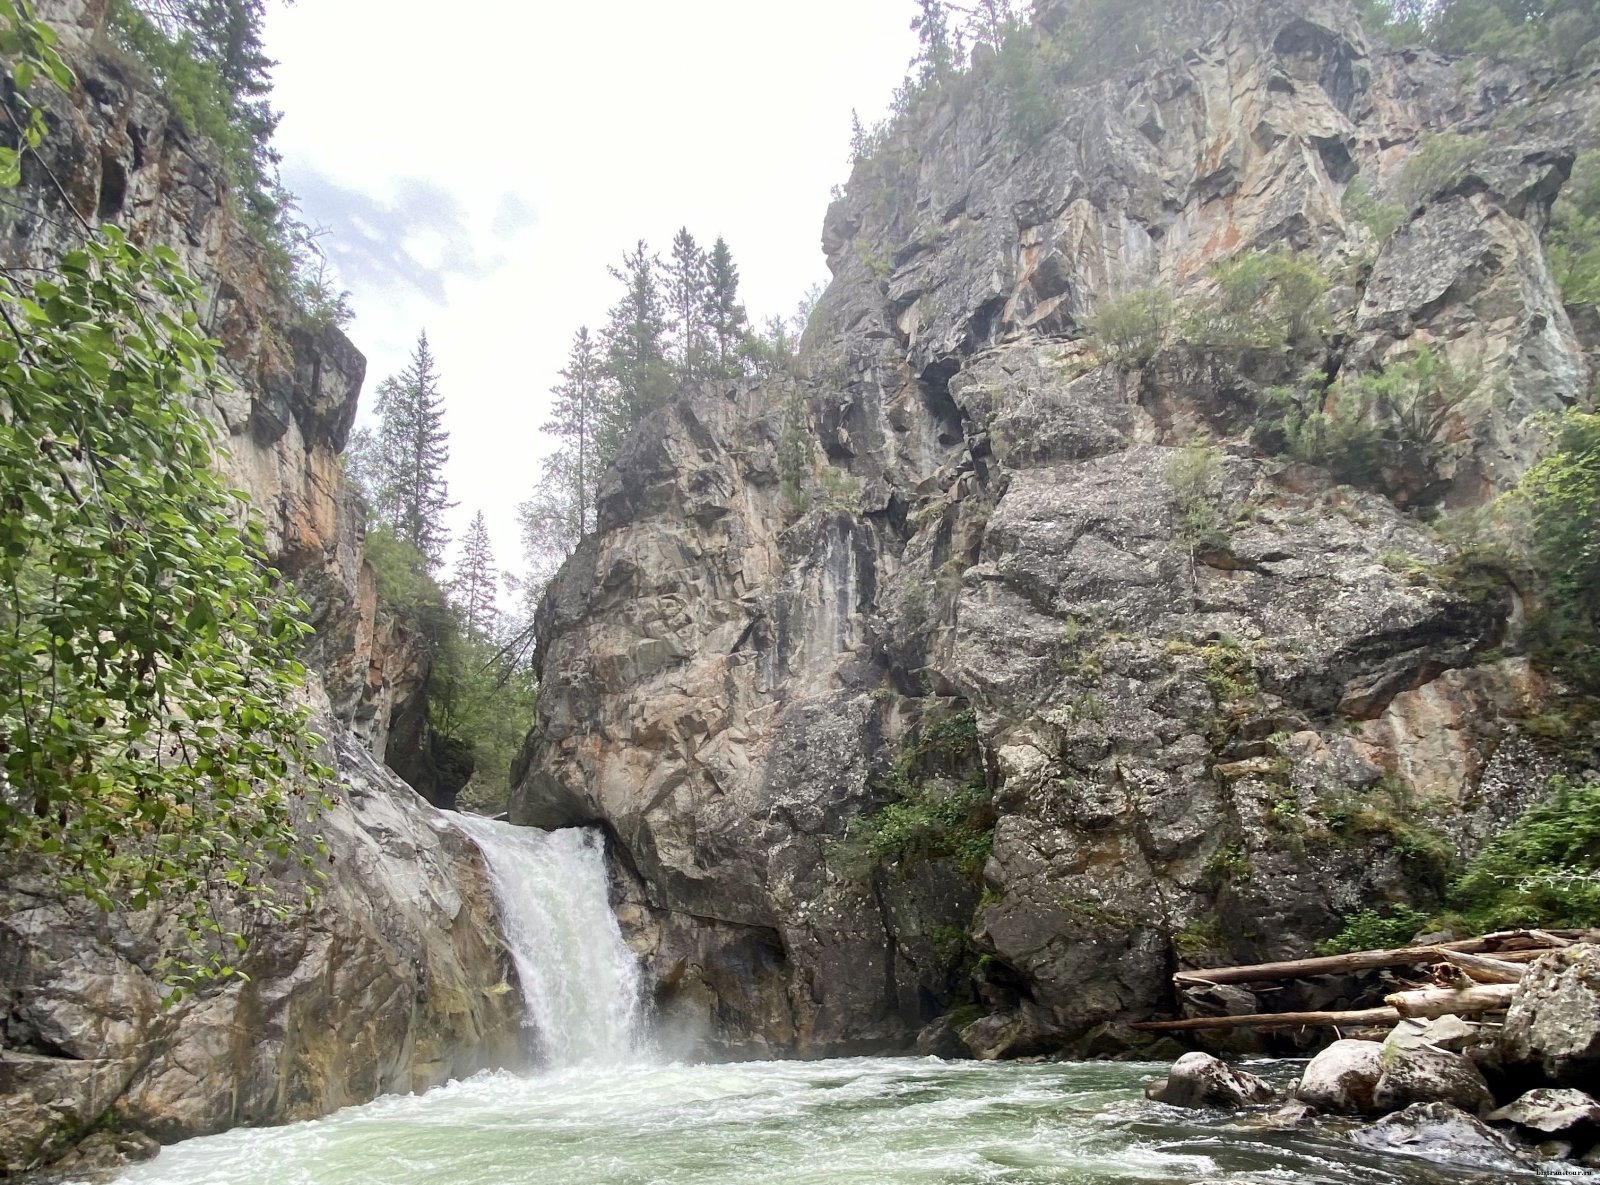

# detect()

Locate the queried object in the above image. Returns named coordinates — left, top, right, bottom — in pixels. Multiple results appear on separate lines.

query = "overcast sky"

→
left=262, top=1, right=918, bottom=587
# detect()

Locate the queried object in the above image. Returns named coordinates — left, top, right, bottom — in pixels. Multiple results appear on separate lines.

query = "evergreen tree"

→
left=600, top=240, right=673, bottom=452
left=119, top=0, right=283, bottom=182
left=664, top=227, right=710, bottom=392
left=451, top=511, right=499, bottom=642
left=543, top=326, right=605, bottom=537
left=849, top=109, right=869, bottom=163
left=373, top=330, right=453, bottom=567
left=911, top=0, right=958, bottom=84
left=964, top=0, right=1014, bottom=51
left=343, top=424, right=382, bottom=509
left=517, top=453, right=585, bottom=597
left=704, top=236, right=750, bottom=380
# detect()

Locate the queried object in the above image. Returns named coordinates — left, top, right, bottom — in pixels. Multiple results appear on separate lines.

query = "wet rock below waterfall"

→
left=1293, top=1038, right=1384, bottom=1115
left=1349, top=1102, right=1533, bottom=1174
left=1145, top=1053, right=1275, bottom=1109
left=1488, top=1087, right=1600, bottom=1138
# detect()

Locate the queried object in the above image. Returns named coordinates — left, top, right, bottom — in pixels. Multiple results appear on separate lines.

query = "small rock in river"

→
left=1147, top=1052, right=1275, bottom=1109
left=1488, top=1087, right=1600, bottom=1136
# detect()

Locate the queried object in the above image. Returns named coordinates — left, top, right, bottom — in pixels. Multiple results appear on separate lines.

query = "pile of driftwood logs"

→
left=1132, top=928, right=1598, bottom=1035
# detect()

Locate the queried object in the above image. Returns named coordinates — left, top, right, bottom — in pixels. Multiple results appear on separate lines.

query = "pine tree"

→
left=664, top=227, right=710, bottom=392
left=963, top=0, right=1014, bottom=52
left=374, top=330, right=453, bottom=567
left=849, top=109, right=869, bottom=164
left=704, top=236, right=750, bottom=381
left=451, top=511, right=499, bottom=642
left=543, top=326, right=605, bottom=538
left=124, top=0, right=281, bottom=177
left=600, top=240, right=673, bottom=453
left=517, top=453, right=585, bottom=596
left=911, top=0, right=957, bottom=85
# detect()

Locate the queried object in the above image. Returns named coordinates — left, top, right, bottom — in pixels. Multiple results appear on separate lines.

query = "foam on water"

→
left=107, top=1058, right=1560, bottom=1185
left=91, top=821, right=1579, bottom=1185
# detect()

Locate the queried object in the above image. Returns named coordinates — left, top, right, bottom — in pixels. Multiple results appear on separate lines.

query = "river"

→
left=108, top=1055, right=1553, bottom=1184
left=89, top=819, right=1580, bottom=1184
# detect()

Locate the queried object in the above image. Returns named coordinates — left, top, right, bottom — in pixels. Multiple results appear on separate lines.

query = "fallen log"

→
left=1434, top=949, right=1526, bottom=985
left=1130, top=1007, right=1402, bottom=1032
left=1131, top=983, right=1518, bottom=1032
left=1528, top=929, right=1574, bottom=949
left=1385, top=983, right=1516, bottom=1019
left=1482, top=948, right=1570, bottom=964
left=1171, top=930, right=1585, bottom=989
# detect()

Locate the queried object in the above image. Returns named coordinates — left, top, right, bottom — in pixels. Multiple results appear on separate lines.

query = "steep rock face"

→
left=0, top=699, right=523, bottom=1173
left=0, top=6, right=520, bottom=1171
left=13, top=0, right=424, bottom=760
left=519, top=0, right=1596, bottom=1055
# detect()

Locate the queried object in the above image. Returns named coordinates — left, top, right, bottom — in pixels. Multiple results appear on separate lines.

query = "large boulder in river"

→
left=1499, top=944, right=1600, bottom=1085
left=1350, top=1102, right=1532, bottom=1173
left=958, top=1005, right=1059, bottom=1060
left=1372, top=1028, right=1492, bottom=1114
left=1488, top=1088, right=1600, bottom=1138
left=1294, top=1039, right=1383, bottom=1114
left=1147, top=1053, right=1275, bottom=1109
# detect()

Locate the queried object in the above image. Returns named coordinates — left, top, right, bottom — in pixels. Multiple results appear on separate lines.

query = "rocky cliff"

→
left=16, top=0, right=420, bottom=758
left=0, top=710, right=523, bottom=1173
left=517, top=0, right=1598, bottom=1058
left=0, top=3, right=522, bottom=1173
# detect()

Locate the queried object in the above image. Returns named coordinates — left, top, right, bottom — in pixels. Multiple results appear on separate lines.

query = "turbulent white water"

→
left=89, top=817, right=1593, bottom=1185
left=108, top=1057, right=1562, bottom=1185
left=451, top=815, right=644, bottom=1066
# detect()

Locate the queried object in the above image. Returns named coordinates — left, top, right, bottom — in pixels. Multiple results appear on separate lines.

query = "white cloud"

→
left=265, top=0, right=917, bottom=581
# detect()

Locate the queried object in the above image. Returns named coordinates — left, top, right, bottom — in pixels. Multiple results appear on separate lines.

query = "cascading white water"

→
left=452, top=815, right=645, bottom=1067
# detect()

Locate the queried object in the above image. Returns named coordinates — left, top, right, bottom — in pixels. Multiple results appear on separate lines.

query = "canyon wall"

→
left=0, top=4, right=522, bottom=1172
left=517, top=0, right=1598, bottom=1058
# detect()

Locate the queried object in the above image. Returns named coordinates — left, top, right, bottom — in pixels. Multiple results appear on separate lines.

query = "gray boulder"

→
left=913, top=1014, right=973, bottom=1060
left=1294, top=1038, right=1384, bottom=1114
left=1500, top=944, right=1600, bottom=1085
left=1372, top=1028, right=1493, bottom=1114
left=958, top=1005, right=1058, bottom=1061
left=1147, top=1052, right=1275, bottom=1109
left=1350, top=1102, right=1532, bottom=1173
left=1488, top=1088, right=1600, bottom=1137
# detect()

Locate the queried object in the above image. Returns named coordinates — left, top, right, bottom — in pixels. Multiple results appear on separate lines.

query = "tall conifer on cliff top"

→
left=373, top=330, right=453, bottom=568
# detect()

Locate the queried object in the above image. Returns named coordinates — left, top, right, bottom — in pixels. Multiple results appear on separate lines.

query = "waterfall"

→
left=452, top=815, right=645, bottom=1067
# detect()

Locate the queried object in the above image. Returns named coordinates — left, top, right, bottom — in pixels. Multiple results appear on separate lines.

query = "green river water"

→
left=81, top=822, right=1590, bottom=1185
left=99, top=1055, right=1579, bottom=1185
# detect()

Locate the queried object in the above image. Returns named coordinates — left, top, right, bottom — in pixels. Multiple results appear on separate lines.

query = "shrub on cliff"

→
left=1517, top=408, right=1600, bottom=654
left=1359, top=0, right=1600, bottom=69
left=1185, top=251, right=1330, bottom=351
left=832, top=708, right=993, bottom=880
left=1450, top=776, right=1600, bottom=930
left=1263, top=348, right=1475, bottom=492
left=1343, top=175, right=1406, bottom=243
left=1085, top=287, right=1174, bottom=368
left=1549, top=150, right=1600, bottom=306
left=1394, top=133, right=1484, bottom=210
